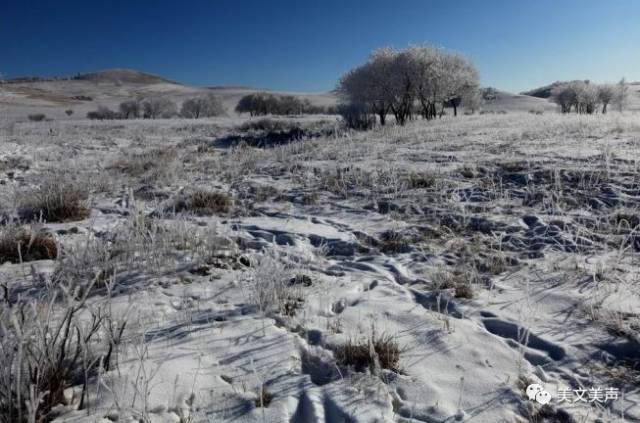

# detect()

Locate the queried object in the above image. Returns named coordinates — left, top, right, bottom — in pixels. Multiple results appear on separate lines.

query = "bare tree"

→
left=461, top=87, right=483, bottom=114
left=552, top=81, right=606, bottom=114
left=236, top=93, right=312, bottom=116
left=551, top=84, right=576, bottom=113
left=181, top=94, right=225, bottom=118
left=597, top=84, right=616, bottom=114
left=440, top=53, right=480, bottom=117
left=142, top=97, right=177, bottom=119
left=613, top=78, right=629, bottom=112
left=119, top=99, right=142, bottom=119
left=576, top=82, right=599, bottom=114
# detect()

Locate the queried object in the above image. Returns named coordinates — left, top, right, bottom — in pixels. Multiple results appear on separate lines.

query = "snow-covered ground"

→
left=1, top=112, right=639, bottom=422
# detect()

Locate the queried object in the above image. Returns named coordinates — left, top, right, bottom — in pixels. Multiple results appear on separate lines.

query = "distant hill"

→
left=480, top=88, right=556, bottom=112
left=72, top=69, right=176, bottom=85
left=521, top=81, right=586, bottom=99
left=0, top=69, right=338, bottom=120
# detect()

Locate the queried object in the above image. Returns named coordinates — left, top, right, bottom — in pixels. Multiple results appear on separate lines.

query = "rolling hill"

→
left=72, top=68, right=176, bottom=85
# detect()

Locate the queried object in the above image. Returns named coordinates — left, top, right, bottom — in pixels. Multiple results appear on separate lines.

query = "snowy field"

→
left=1, top=111, right=639, bottom=423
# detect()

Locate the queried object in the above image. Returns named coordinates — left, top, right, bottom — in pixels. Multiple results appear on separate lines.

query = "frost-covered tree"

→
left=551, top=79, right=628, bottom=114
left=119, top=99, right=141, bottom=119
left=613, top=78, right=630, bottom=112
left=551, top=84, right=576, bottom=113
left=597, top=84, right=616, bottom=114
left=235, top=93, right=308, bottom=116
left=181, top=94, right=225, bottom=118
left=337, top=45, right=480, bottom=127
left=461, top=87, right=484, bottom=114
left=142, top=97, right=177, bottom=119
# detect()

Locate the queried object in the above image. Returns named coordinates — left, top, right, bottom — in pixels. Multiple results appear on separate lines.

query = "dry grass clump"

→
left=253, top=385, right=274, bottom=408
left=175, top=190, right=233, bottom=215
left=378, top=230, right=412, bottom=254
left=0, top=226, right=58, bottom=263
left=407, top=171, right=437, bottom=189
left=333, top=332, right=402, bottom=373
left=109, top=148, right=181, bottom=183
left=245, top=248, right=308, bottom=317
left=250, top=184, right=280, bottom=202
left=0, top=285, right=120, bottom=423
left=18, top=180, right=90, bottom=223
left=431, top=268, right=476, bottom=299
left=454, top=283, right=474, bottom=299
left=0, top=155, right=31, bottom=172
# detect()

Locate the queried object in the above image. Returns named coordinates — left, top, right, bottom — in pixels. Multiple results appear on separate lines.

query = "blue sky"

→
left=2, top=0, right=639, bottom=92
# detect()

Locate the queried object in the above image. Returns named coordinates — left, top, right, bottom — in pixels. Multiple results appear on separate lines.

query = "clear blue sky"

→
left=2, top=0, right=639, bottom=93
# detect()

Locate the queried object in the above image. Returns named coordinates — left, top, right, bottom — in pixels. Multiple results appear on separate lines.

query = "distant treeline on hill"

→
left=235, top=93, right=337, bottom=116
left=2, top=76, right=72, bottom=84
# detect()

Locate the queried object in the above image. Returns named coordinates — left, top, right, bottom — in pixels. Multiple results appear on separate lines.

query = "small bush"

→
left=18, top=179, right=90, bottom=222
left=28, top=113, right=46, bottom=122
left=0, top=226, right=58, bottom=263
left=65, top=109, right=74, bottom=116
left=333, top=332, right=402, bottom=373
left=176, top=190, right=233, bottom=215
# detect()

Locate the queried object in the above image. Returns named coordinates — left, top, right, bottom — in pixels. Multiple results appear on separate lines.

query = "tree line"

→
left=551, top=79, right=629, bottom=114
left=337, top=45, right=481, bottom=128
left=87, top=94, right=225, bottom=120
left=235, top=92, right=336, bottom=116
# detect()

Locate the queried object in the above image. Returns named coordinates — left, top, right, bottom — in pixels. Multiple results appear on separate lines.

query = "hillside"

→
left=0, top=69, right=338, bottom=121
left=481, top=88, right=556, bottom=112
left=520, top=81, right=582, bottom=98
left=72, top=68, right=176, bottom=85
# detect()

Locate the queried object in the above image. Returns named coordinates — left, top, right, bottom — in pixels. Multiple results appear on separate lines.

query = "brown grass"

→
left=254, top=385, right=273, bottom=408
left=407, top=171, right=437, bottom=189
left=378, top=230, right=411, bottom=254
left=108, top=148, right=180, bottom=183
left=432, top=268, right=476, bottom=299
left=0, top=226, right=58, bottom=263
left=18, top=180, right=90, bottom=223
left=333, top=333, right=402, bottom=373
left=176, top=190, right=233, bottom=215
